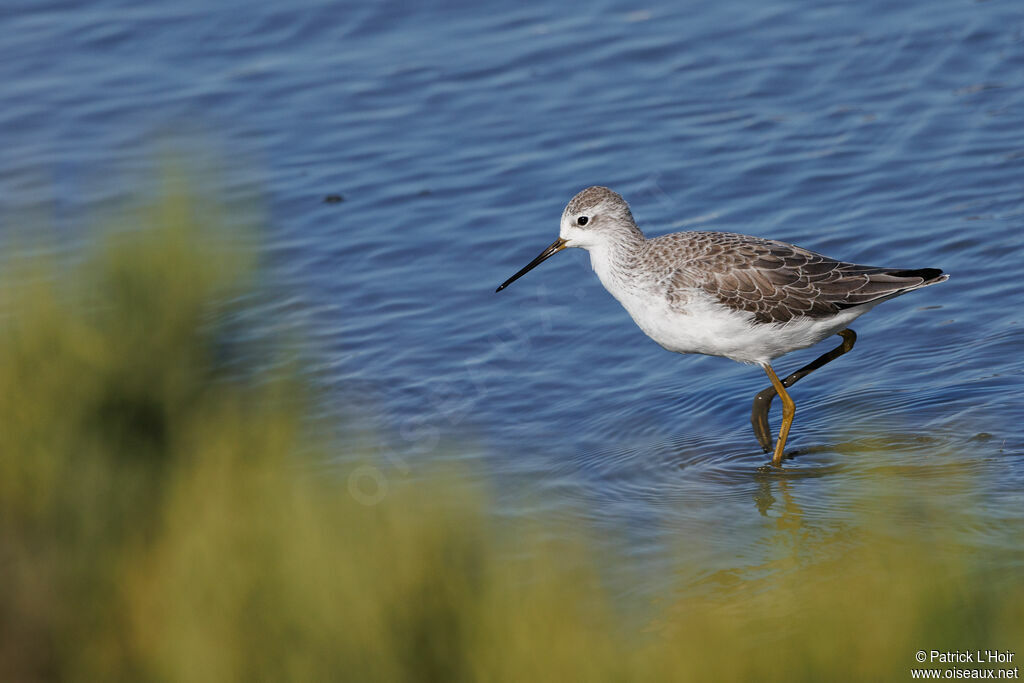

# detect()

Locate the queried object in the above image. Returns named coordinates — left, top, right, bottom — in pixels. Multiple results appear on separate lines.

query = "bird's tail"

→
left=835, top=267, right=948, bottom=309
left=884, top=268, right=948, bottom=285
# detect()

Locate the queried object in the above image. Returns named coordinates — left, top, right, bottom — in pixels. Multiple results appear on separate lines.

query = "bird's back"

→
left=640, top=230, right=947, bottom=326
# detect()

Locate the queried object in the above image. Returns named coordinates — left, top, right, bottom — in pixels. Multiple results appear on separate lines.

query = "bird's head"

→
left=496, top=186, right=639, bottom=292
left=558, top=186, right=638, bottom=251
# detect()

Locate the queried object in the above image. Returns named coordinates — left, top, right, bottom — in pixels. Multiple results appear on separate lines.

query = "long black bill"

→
left=495, top=238, right=567, bottom=292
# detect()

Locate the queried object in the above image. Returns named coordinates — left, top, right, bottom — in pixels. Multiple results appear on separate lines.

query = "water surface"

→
left=2, top=0, right=1022, bottom=602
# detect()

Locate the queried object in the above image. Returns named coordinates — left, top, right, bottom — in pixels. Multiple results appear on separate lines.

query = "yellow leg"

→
left=762, top=363, right=795, bottom=466
left=750, top=329, right=856, bottom=453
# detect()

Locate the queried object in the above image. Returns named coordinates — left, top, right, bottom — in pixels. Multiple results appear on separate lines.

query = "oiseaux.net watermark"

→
left=911, top=649, right=1018, bottom=679
left=345, top=175, right=707, bottom=506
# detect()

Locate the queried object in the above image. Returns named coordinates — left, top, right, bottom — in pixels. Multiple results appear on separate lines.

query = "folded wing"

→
left=667, top=232, right=946, bottom=325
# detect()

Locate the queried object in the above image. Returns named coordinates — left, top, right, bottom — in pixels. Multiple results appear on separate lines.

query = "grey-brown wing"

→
left=668, top=232, right=941, bottom=324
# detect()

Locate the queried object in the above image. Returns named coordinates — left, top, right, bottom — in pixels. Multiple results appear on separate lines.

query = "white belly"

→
left=613, top=287, right=868, bottom=365
left=587, top=245, right=871, bottom=365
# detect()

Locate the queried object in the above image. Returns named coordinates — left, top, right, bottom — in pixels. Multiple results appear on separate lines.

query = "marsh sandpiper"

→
left=496, top=186, right=948, bottom=466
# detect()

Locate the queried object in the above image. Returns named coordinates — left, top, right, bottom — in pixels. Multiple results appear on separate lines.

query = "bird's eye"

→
left=577, top=215, right=589, bottom=226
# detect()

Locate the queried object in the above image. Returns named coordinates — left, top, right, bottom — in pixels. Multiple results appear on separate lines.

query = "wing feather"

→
left=654, top=231, right=944, bottom=325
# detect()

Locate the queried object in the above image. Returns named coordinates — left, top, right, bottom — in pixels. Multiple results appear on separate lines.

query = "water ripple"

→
left=2, top=0, right=1022, bottom=601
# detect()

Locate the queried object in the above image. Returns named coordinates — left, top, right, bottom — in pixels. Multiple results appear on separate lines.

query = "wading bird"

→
left=496, top=187, right=947, bottom=466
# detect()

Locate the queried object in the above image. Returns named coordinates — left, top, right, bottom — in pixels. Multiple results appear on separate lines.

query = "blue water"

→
left=3, top=0, right=1023, bottom=600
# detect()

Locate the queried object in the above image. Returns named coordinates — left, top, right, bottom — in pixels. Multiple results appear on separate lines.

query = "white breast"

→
left=593, top=250, right=869, bottom=364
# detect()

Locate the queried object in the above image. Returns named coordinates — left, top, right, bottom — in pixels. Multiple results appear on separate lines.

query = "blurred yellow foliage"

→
left=0, top=181, right=1019, bottom=682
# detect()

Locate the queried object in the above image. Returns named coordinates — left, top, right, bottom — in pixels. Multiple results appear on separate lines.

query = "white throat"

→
left=586, top=240, right=640, bottom=305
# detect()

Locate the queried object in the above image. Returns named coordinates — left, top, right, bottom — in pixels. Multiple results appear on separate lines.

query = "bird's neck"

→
left=588, top=227, right=646, bottom=294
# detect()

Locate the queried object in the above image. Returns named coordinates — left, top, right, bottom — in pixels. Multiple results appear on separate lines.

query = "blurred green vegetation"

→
left=0, top=183, right=1020, bottom=682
